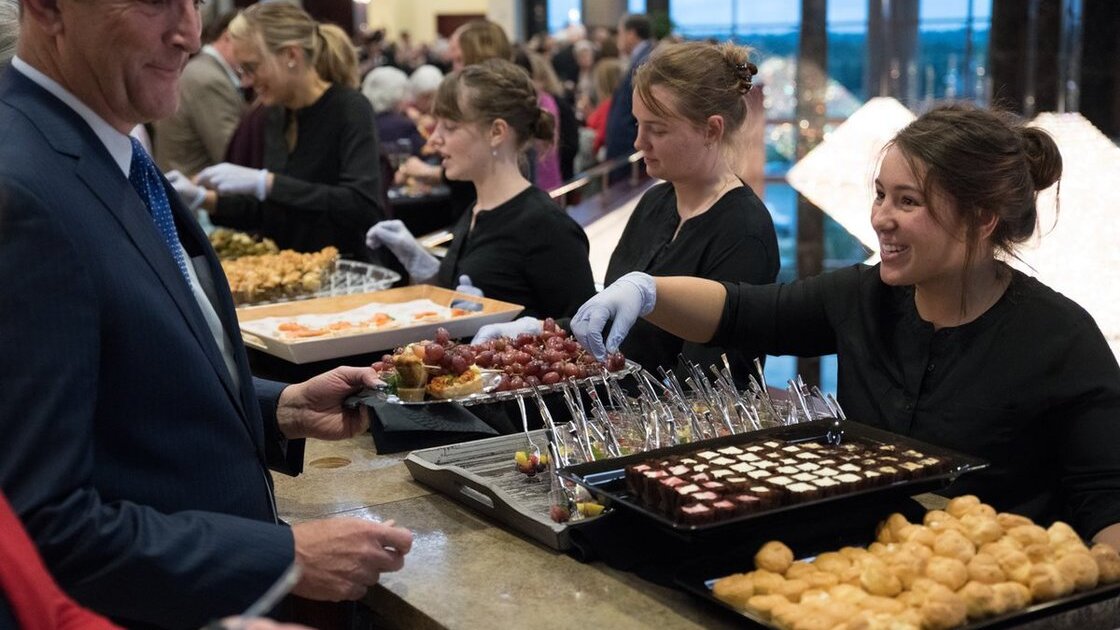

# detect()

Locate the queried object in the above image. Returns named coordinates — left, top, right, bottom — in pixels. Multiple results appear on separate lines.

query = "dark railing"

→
left=548, top=151, right=646, bottom=207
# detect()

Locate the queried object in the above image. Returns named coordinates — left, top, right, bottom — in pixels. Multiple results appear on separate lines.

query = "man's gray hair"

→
left=361, top=65, right=409, bottom=114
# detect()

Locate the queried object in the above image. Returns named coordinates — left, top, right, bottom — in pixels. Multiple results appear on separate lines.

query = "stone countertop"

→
left=273, top=437, right=1120, bottom=630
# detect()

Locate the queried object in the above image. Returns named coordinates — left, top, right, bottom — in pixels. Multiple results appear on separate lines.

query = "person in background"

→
left=519, top=50, right=567, bottom=189
left=604, top=13, right=654, bottom=162
left=367, top=59, right=595, bottom=319
left=477, top=42, right=777, bottom=386
left=406, top=63, right=443, bottom=139
left=448, top=19, right=511, bottom=72
left=0, top=0, right=412, bottom=625
left=581, top=57, right=623, bottom=164
left=362, top=65, right=425, bottom=157
left=0, top=0, right=17, bottom=70
left=173, top=4, right=383, bottom=261
left=154, top=11, right=247, bottom=178
left=570, top=38, right=596, bottom=108
left=572, top=103, right=1120, bottom=548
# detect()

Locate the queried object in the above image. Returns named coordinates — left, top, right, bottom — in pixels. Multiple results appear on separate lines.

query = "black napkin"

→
left=368, top=401, right=498, bottom=454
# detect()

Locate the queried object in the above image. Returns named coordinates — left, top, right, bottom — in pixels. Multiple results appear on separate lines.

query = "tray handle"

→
left=241, top=332, right=268, bottom=351
left=452, top=475, right=501, bottom=514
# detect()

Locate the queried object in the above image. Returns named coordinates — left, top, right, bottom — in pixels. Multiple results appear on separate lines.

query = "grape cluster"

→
left=371, top=319, right=626, bottom=394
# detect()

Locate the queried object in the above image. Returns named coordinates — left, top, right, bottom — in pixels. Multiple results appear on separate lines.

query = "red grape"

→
left=508, top=376, right=525, bottom=390
left=425, top=343, right=445, bottom=363
left=523, top=361, right=542, bottom=377
left=606, top=352, right=626, bottom=372
left=514, top=333, right=536, bottom=348
left=543, top=317, right=557, bottom=332
left=513, top=351, right=532, bottom=365
left=450, top=355, right=468, bottom=374
left=562, top=339, right=580, bottom=353
left=435, top=327, right=451, bottom=346
left=541, top=371, right=561, bottom=385
left=496, top=375, right=512, bottom=392
left=525, top=375, right=541, bottom=388
left=561, top=363, right=581, bottom=378
left=475, top=350, right=495, bottom=368
left=543, top=349, right=565, bottom=364
left=371, top=361, right=388, bottom=372
left=493, top=338, right=508, bottom=351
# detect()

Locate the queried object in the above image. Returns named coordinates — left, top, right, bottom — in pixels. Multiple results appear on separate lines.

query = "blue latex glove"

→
left=471, top=316, right=543, bottom=344
left=451, top=274, right=484, bottom=312
left=196, top=163, right=269, bottom=200
left=165, top=170, right=207, bottom=211
left=570, top=272, right=657, bottom=361
left=365, top=220, right=440, bottom=281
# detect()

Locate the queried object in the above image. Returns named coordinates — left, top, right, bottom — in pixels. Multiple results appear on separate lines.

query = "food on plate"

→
left=222, top=246, right=338, bottom=305
left=711, top=497, right=1119, bottom=628
left=427, top=365, right=484, bottom=399
left=514, top=450, right=549, bottom=477
left=209, top=228, right=279, bottom=259
left=369, top=319, right=628, bottom=401
left=622, top=436, right=951, bottom=525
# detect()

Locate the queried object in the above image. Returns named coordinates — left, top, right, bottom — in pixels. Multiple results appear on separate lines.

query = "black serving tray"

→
left=678, top=554, right=1120, bottom=629
left=558, top=418, right=988, bottom=535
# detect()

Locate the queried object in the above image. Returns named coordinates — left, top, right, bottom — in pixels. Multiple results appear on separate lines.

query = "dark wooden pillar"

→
left=795, top=0, right=827, bottom=387
left=525, top=0, right=548, bottom=40
left=1080, top=0, right=1120, bottom=135
left=865, top=0, right=919, bottom=103
left=990, top=0, right=1061, bottom=115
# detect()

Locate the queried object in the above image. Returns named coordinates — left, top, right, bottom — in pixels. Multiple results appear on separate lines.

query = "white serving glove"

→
left=471, top=316, right=543, bottom=344
left=451, top=274, right=484, bottom=312
left=570, top=271, right=657, bottom=361
left=165, top=170, right=207, bottom=211
left=365, top=219, right=440, bottom=281
left=195, top=163, right=269, bottom=201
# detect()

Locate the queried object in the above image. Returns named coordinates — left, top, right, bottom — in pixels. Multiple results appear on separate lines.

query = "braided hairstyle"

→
left=432, top=59, right=554, bottom=150
left=633, top=41, right=758, bottom=140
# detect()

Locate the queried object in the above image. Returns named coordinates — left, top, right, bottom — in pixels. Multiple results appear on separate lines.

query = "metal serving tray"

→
left=404, top=430, right=591, bottom=550
left=559, top=419, right=988, bottom=534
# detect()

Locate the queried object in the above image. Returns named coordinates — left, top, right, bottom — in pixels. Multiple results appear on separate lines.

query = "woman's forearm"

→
left=645, top=277, right=727, bottom=343
left=1093, top=522, right=1120, bottom=550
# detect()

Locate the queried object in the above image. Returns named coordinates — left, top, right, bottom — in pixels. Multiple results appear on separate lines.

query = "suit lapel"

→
left=1, top=70, right=260, bottom=441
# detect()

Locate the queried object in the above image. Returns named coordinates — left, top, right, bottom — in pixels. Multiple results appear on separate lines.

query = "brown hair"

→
left=433, top=59, right=554, bottom=150
left=592, top=57, right=623, bottom=104
left=633, top=41, right=757, bottom=141
left=888, top=103, right=1062, bottom=311
left=453, top=19, right=512, bottom=67
left=229, top=4, right=358, bottom=89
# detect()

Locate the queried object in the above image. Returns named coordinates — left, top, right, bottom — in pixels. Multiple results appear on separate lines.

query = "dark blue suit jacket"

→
left=0, top=68, right=302, bottom=628
left=604, top=40, right=654, bottom=161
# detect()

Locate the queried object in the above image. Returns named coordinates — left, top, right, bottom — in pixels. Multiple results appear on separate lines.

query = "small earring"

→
left=492, top=149, right=498, bottom=157
left=287, top=60, right=295, bottom=69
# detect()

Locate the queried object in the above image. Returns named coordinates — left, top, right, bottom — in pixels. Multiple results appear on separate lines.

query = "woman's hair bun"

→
left=1020, top=126, right=1062, bottom=192
left=533, top=108, right=556, bottom=142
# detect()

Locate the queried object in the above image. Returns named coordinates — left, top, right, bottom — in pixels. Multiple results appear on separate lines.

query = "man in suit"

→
left=154, top=10, right=246, bottom=178
left=604, top=13, right=654, bottom=162
left=0, top=1, right=412, bottom=627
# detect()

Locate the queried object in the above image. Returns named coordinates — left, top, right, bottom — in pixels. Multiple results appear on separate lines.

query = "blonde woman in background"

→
left=171, top=3, right=382, bottom=260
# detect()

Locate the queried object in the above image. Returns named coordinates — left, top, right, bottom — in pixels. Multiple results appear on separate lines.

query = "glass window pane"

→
left=628, top=0, right=646, bottom=15
left=547, top=0, right=581, bottom=34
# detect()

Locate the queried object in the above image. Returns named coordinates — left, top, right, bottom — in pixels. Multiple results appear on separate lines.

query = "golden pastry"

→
left=924, top=509, right=963, bottom=533
left=924, top=556, right=969, bottom=591
left=803, top=571, right=840, bottom=590
left=1007, top=523, right=1049, bottom=548
left=878, top=512, right=911, bottom=544
left=712, top=573, right=754, bottom=610
left=840, top=545, right=873, bottom=563
left=960, top=512, right=1004, bottom=546
left=989, top=545, right=1032, bottom=585
left=748, top=568, right=786, bottom=594
left=813, top=551, right=852, bottom=576
left=858, top=594, right=906, bottom=615
left=774, top=578, right=810, bottom=602
left=744, top=593, right=791, bottom=620
left=933, top=528, right=976, bottom=564
left=996, top=512, right=1034, bottom=530
left=919, top=589, right=968, bottom=630
left=1022, top=542, right=1052, bottom=563
left=958, top=580, right=1000, bottom=619
left=945, top=495, right=982, bottom=519
left=1056, top=551, right=1100, bottom=590
left=962, top=503, right=997, bottom=519
left=991, top=581, right=1032, bottom=615
left=884, top=551, right=925, bottom=590
left=828, top=583, right=869, bottom=605
left=897, top=524, right=937, bottom=548
left=785, top=561, right=816, bottom=580
left=1028, top=562, right=1075, bottom=601
left=756, top=540, right=795, bottom=574
left=1046, top=521, right=1080, bottom=546
left=859, top=557, right=903, bottom=597
left=1090, top=543, right=1120, bottom=584
left=967, top=552, right=1006, bottom=584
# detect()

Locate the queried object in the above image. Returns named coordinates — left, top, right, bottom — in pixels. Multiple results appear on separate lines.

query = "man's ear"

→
left=21, top=0, right=65, bottom=35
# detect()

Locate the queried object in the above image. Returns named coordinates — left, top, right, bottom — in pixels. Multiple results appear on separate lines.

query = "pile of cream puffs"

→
left=712, top=495, right=1120, bottom=629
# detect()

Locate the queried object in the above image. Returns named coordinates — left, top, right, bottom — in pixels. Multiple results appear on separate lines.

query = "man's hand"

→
left=277, top=366, right=382, bottom=441
left=290, top=518, right=413, bottom=601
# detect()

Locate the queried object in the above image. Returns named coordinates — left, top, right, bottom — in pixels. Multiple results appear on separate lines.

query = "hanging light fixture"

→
left=1012, top=111, right=1120, bottom=358
left=786, top=97, right=915, bottom=260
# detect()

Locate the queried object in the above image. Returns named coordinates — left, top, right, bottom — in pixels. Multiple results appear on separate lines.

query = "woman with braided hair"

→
left=366, top=59, right=595, bottom=319
left=475, top=42, right=778, bottom=386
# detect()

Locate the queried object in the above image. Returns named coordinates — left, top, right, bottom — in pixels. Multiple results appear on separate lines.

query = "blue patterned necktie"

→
left=129, top=137, right=192, bottom=284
